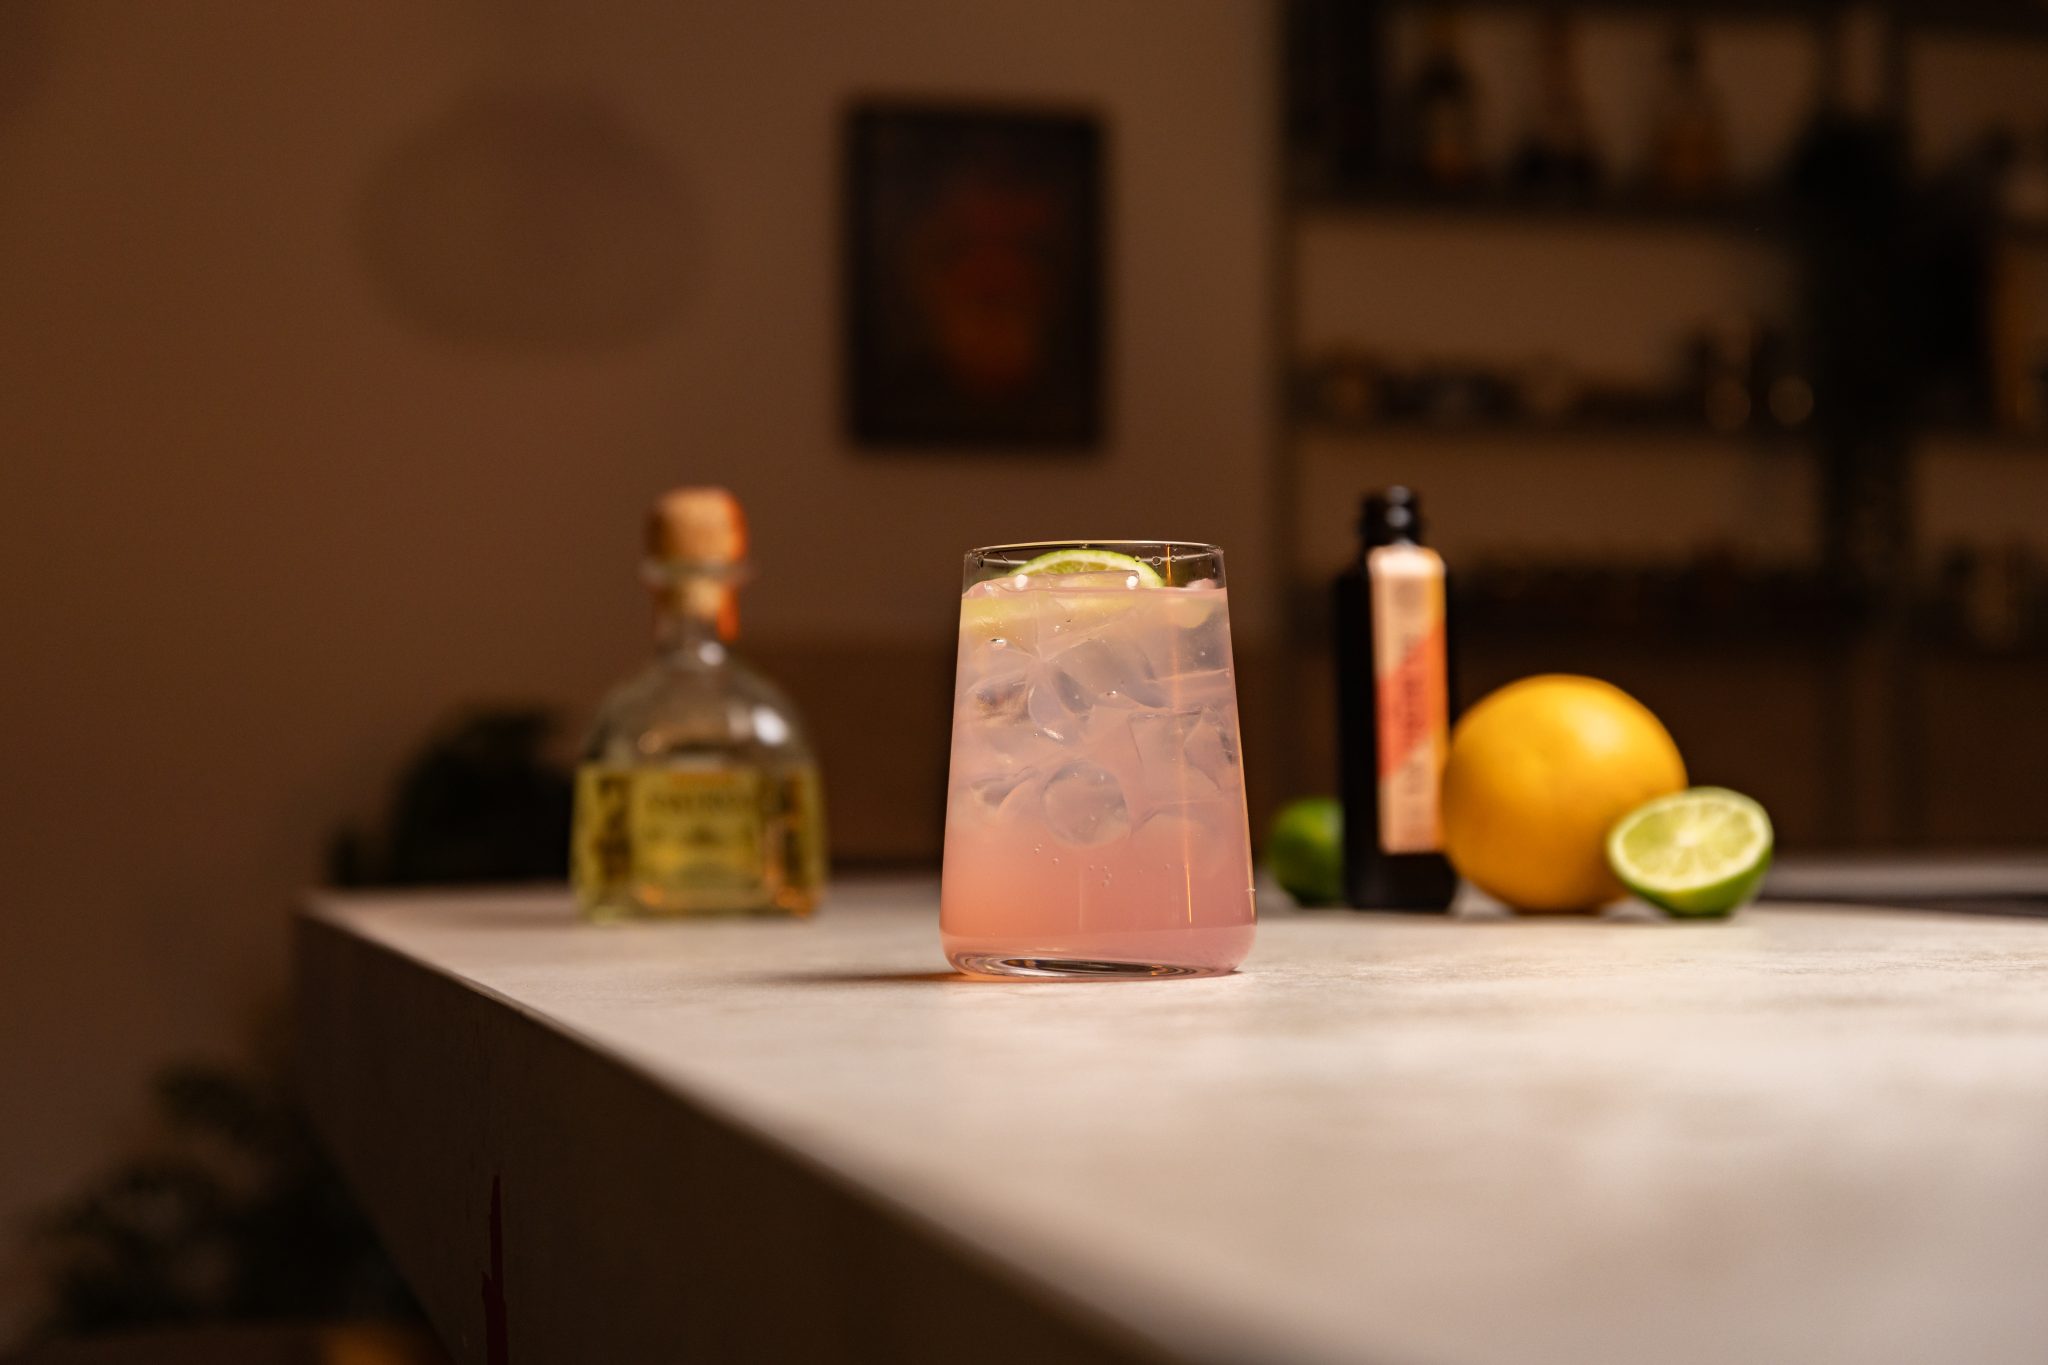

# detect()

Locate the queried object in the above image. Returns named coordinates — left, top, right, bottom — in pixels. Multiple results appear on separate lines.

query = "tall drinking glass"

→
left=941, top=542, right=1257, bottom=978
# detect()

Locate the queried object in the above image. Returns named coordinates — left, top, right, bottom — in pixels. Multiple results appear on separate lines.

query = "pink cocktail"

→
left=941, top=542, right=1257, bottom=978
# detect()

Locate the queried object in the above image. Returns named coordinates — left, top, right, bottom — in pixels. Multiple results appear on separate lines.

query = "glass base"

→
left=949, top=953, right=1232, bottom=980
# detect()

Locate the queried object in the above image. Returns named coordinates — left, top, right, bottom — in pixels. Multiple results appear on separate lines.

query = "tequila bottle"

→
left=573, top=488, right=826, bottom=918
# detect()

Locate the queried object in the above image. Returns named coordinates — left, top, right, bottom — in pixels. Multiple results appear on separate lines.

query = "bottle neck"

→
left=1421, top=16, right=1461, bottom=64
left=649, top=567, right=740, bottom=664
left=1821, top=7, right=1900, bottom=123
left=655, top=604, right=729, bottom=666
left=1361, top=494, right=1425, bottom=549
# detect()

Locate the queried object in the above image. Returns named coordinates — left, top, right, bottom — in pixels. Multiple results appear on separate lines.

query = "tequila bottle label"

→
left=630, top=767, right=765, bottom=895
left=776, top=766, right=827, bottom=902
left=574, top=764, right=825, bottom=916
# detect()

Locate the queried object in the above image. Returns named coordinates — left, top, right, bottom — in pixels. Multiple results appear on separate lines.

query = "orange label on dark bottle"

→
left=1368, top=544, right=1448, bottom=853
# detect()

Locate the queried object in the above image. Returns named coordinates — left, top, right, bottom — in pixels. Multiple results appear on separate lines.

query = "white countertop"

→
left=302, top=881, right=2048, bottom=1365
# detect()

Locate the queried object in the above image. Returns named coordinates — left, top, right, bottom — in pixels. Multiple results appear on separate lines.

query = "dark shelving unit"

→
left=1276, top=0, right=2048, bottom=844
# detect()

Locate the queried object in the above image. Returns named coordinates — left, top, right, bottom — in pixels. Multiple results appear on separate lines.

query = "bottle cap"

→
left=1361, top=486, right=1425, bottom=546
left=645, top=487, right=746, bottom=640
left=647, top=487, right=747, bottom=566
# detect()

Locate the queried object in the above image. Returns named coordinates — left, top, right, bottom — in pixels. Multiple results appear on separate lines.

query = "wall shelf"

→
left=1902, top=1, right=2048, bottom=43
left=1369, top=0, right=2048, bottom=43
left=1296, top=411, right=1802, bottom=445
left=1920, top=423, right=2048, bottom=453
left=1295, top=185, right=1781, bottom=238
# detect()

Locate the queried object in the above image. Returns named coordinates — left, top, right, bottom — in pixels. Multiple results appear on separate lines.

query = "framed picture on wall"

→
left=843, top=102, right=1105, bottom=448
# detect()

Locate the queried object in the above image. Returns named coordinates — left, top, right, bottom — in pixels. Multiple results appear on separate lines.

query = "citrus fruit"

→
left=1608, top=787, right=1773, bottom=918
left=1440, top=675, right=1686, bottom=912
left=1267, top=797, right=1345, bottom=906
left=1013, top=548, right=1165, bottom=586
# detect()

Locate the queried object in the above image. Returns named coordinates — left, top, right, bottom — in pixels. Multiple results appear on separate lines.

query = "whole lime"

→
left=1268, top=797, right=1345, bottom=906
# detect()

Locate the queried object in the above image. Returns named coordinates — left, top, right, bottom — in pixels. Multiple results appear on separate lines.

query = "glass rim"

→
left=966, top=539, right=1222, bottom=559
left=963, top=540, right=1224, bottom=590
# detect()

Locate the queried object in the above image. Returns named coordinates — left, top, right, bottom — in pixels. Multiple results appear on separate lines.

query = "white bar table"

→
left=297, top=880, right=2048, bottom=1365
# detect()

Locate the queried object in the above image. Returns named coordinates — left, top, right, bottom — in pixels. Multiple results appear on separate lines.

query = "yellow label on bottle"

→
left=1368, top=544, right=1449, bottom=854
left=574, top=765, right=774, bottom=914
left=628, top=768, right=765, bottom=894
left=776, top=765, right=827, bottom=897
left=574, top=761, right=827, bottom=917
left=574, top=767, right=638, bottom=894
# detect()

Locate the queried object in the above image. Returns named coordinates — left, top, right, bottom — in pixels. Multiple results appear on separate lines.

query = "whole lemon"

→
left=1441, top=675, right=1685, bottom=912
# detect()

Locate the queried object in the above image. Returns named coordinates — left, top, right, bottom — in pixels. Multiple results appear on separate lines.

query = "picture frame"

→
left=843, top=102, right=1106, bottom=448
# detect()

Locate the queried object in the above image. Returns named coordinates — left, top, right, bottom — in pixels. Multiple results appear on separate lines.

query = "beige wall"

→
left=0, top=0, right=1276, bottom=1330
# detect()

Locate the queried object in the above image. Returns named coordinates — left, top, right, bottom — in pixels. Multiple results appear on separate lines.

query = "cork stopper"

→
left=647, top=486, right=747, bottom=566
left=645, top=487, right=746, bottom=641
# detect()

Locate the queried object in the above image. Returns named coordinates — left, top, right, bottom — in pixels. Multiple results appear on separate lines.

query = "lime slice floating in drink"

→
left=1606, top=786, right=1774, bottom=918
left=1014, top=548, right=1165, bottom=587
left=962, top=549, right=1167, bottom=649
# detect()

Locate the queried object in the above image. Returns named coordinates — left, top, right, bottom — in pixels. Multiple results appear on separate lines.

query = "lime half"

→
left=1013, top=548, right=1165, bottom=587
left=1607, top=787, right=1773, bottom=918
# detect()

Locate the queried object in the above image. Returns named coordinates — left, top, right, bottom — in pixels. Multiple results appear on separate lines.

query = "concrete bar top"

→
left=298, top=882, right=2048, bottom=1365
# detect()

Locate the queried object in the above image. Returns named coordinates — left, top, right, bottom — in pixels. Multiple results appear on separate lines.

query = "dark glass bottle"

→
left=1511, top=10, right=1601, bottom=199
left=1784, top=5, right=1913, bottom=589
left=1333, top=488, right=1459, bottom=910
left=1285, top=0, right=1390, bottom=195
left=1649, top=22, right=1728, bottom=202
left=1401, top=13, right=1480, bottom=192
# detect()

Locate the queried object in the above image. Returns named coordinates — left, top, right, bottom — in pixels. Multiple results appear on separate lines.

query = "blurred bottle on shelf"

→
left=1399, top=11, right=1481, bottom=192
left=1649, top=22, right=1728, bottom=202
left=1300, top=347, right=1385, bottom=426
left=1512, top=10, right=1601, bottom=198
left=1754, top=324, right=1817, bottom=433
left=1687, top=313, right=1757, bottom=433
left=2023, top=342, right=2048, bottom=434
left=1411, top=361, right=1513, bottom=424
left=1939, top=541, right=2037, bottom=651
left=1285, top=0, right=1390, bottom=194
left=1785, top=5, right=1914, bottom=588
left=1301, top=338, right=1827, bottom=436
left=1787, top=5, right=1906, bottom=203
left=1993, top=125, right=2048, bottom=229
left=1967, top=126, right=2045, bottom=434
left=1514, top=353, right=1582, bottom=423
